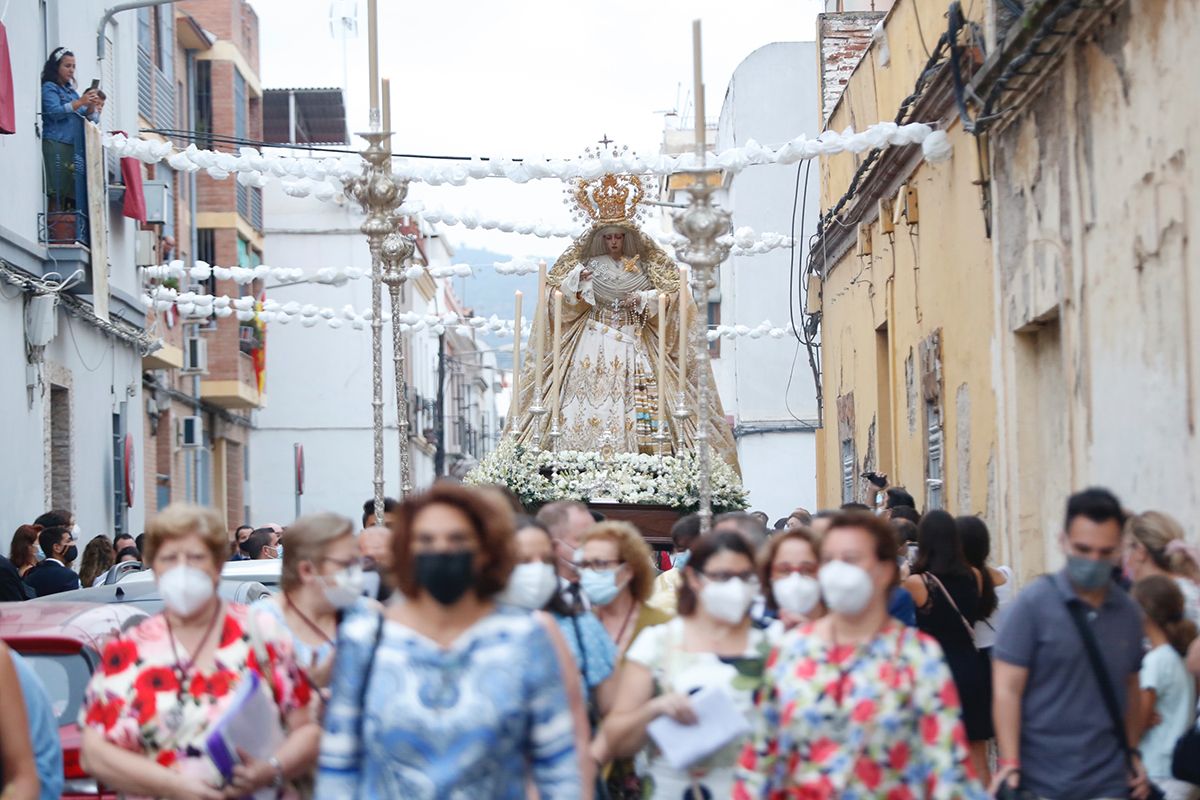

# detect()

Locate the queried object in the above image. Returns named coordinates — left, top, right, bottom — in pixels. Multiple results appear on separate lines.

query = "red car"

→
left=1, top=601, right=149, bottom=799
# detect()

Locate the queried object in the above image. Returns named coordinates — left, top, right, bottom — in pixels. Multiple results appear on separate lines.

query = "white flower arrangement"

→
left=464, top=439, right=749, bottom=512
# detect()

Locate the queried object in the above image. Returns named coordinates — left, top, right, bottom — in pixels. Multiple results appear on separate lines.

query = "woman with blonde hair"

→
left=577, top=520, right=671, bottom=658
left=79, top=504, right=319, bottom=799
left=252, top=512, right=366, bottom=690
left=1125, top=510, right=1200, bottom=625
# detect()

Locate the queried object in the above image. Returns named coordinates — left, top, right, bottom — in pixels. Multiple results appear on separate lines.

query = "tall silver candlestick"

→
left=381, top=230, right=416, bottom=497
left=345, top=131, right=405, bottom=521
left=672, top=169, right=731, bottom=535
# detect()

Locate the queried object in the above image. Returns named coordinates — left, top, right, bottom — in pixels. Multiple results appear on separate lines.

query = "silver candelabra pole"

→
left=672, top=169, right=731, bottom=535
left=381, top=231, right=416, bottom=497
left=345, top=131, right=405, bottom=522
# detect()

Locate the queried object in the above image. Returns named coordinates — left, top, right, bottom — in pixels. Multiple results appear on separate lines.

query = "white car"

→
left=112, top=558, right=282, bottom=589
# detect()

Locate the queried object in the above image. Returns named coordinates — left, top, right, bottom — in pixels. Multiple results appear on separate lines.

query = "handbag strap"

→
left=924, top=573, right=978, bottom=648
left=355, top=612, right=385, bottom=739
left=1062, top=596, right=1136, bottom=773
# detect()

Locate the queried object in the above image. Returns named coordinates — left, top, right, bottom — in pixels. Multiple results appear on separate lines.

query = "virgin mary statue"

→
left=507, top=172, right=738, bottom=468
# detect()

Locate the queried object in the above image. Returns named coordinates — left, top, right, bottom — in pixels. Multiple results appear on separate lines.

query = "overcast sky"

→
left=251, top=0, right=820, bottom=259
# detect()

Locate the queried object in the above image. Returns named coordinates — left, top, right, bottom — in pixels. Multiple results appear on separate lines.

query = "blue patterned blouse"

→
left=316, top=607, right=580, bottom=799
left=552, top=611, right=616, bottom=694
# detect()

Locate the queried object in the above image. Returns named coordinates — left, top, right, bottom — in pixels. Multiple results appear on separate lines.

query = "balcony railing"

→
left=236, top=185, right=263, bottom=231
left=137, top=49, right=174, bottom=130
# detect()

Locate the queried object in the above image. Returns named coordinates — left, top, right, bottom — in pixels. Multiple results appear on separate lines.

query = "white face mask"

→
left=71, top=524, right=81, bottom=540
left=498, top=562, right=559, bottom=610
left=772, top=573, right=821, bottom=616
left=699, top=577, right=757, bottom=625
left=818, top=560, right=875, bottom=616
left=158, top=565, right=216, bottom=618
left=322, top=565, right=364, bottom=610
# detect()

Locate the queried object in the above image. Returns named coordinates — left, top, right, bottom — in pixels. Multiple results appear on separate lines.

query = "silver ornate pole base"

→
left=528, top=389, right=548, bottom=450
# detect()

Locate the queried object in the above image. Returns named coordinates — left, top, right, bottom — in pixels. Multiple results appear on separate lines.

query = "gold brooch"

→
left=622, top=256, right=639, bottom=273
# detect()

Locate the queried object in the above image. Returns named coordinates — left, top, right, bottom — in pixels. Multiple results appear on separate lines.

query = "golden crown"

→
left=572, top=173, right=645, bottom=223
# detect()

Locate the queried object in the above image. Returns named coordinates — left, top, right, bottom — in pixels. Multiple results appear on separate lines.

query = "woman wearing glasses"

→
left=602, top=530, right=776, bottom=799
left=252, top=512, right=367, bottom=691
left=577, top=521, right=671, bottom=659
left=760, top=528, right=825, bottom=630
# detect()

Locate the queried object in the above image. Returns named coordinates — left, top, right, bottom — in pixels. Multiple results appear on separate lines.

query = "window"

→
left=112, top=410, right=126, bottom=535
left=194, top=61, right=213, bottom=148
left=234, top=72, right=247, bottom=142
left=706, top=299, right=721, bottom=357
left=841, top=438, right=855, bottom=505
left=926, top=401, right=944, bottom=510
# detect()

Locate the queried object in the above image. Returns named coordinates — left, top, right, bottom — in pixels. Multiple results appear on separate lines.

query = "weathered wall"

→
left=991, top=0, right=1200, bottom=574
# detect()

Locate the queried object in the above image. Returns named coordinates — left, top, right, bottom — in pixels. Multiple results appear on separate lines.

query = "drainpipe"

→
left=186, top=48, right=201, bottom=501
left=97, top=0, right=178, bottom=61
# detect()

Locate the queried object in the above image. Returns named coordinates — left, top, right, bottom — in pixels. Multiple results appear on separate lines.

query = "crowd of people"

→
left=1, top=483, right=1199, bottom=799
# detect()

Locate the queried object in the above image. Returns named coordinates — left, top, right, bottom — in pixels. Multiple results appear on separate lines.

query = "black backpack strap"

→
left=1062, top=597, right=1136, bottom=773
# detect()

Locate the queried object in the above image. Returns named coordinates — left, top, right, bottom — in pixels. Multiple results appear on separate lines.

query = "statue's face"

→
left=603, top=231, right=625, bottom=257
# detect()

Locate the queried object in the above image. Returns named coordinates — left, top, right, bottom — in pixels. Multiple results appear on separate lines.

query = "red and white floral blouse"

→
left=80, top=603, right=312, bottom=791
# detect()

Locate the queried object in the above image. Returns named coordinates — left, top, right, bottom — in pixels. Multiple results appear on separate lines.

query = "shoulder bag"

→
left=1063, top=598, right=1166, bottom=800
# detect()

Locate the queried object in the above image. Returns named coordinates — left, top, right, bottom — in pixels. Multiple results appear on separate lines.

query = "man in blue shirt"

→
left=9, top=650, right=64, bottom=800
left=992, top=488, right=1149, bottom=800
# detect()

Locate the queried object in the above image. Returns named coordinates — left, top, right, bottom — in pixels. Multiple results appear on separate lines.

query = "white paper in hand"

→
left=645, top=686, right=751, bottom=771
left=203, top=670, right=285, bottom=800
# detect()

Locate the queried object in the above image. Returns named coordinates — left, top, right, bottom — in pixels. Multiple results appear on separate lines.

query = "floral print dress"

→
left=733, top=622, right=987, bottom=800
left=80, top=603, right=312, bottom=795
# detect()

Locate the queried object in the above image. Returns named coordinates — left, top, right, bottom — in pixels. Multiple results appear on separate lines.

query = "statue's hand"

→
left=580, top=268, right=593, bottom=281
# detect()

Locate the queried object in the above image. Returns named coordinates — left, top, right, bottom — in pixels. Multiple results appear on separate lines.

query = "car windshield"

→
left=19, top=651, right=92, bottom=726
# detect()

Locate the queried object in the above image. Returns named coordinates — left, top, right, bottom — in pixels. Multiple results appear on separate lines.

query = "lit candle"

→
left=692, top=19, right=705, bottom=162
left=512, top=290, right=523, bottom=415
left=535, top=261, right=547, bottom=397
left=678, top=267, right=689, bottom=394
left=551, top=289, right=564, bottom=422
left=657, top=293, right=668, bottom=430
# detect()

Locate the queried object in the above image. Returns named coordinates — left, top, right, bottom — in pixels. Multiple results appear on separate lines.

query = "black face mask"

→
left=62, top=545, right=78, bottom=564
left=414, top=551, right=475, bottom=606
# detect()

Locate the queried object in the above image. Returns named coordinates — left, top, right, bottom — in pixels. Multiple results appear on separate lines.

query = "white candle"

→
left=657, top=293, right=667, bottom=429
left=678, top=267, right=689, bottom=393
left=535, top=261, right=547, bottom=398
left=368, top=0, right=379, bottom=119
left=512, top=290, right=523, bottom=415
left=692, top=19, right=705, bottom=161
left=551, top=289, right=564, bottom=422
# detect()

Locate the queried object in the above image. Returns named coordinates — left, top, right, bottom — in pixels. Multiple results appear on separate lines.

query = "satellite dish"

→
left=329, top=0, right=359, bottom=37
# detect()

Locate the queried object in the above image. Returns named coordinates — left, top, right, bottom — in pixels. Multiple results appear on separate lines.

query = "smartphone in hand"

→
left=88, top=78, right=100, bottom=94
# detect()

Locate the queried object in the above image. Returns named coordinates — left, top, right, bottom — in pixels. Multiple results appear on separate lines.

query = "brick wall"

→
left=818, top=12, right=886, bottom=122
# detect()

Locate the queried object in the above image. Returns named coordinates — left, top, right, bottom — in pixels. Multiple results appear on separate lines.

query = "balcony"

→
left=201, top=351, right=264, bottom=409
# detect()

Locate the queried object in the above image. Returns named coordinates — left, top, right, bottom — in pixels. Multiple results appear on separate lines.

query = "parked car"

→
left=0, top=601, right=149, bottom=799
left=113, top=557, right=282, bottom=590
left=37, top=577, right=273, bottom=613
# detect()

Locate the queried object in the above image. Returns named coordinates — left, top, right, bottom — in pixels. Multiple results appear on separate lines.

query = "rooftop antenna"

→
left=329, top=0, right=359, bottom=95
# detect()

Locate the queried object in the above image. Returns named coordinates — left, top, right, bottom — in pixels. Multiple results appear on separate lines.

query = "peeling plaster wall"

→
left=991, top=0, right=1200, bottom=576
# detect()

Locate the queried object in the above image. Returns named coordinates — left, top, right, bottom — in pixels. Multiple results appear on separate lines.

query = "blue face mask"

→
left=35, top=546, right=45, bottom=561
left=580, top=568, right=622, bottom=607
left=671, top=550, right=690, bottom=570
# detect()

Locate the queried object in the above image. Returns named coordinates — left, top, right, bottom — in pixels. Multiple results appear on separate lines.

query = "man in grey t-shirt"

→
left=993, top=488, right=1150, bottom=800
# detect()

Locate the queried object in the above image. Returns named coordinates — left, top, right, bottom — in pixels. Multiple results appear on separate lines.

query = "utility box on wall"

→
left=142, top=181, right=172, bottom=225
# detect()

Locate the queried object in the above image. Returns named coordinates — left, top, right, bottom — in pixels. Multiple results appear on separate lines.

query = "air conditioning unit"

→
left=142, top=181, right=172, bottom=225
left=180, top=415, right=203, bottom=447
left=135, top=230, right=157, bottom=266
left=182, top=336, right=208, bottom=373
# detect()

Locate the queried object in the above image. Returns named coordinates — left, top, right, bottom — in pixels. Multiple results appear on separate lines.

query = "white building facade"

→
left=0, top=1, right=151, bottom=542
left=713, top=42, right=821, bottom=518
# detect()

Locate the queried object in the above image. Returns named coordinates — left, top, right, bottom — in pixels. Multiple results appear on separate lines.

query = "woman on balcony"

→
left=39, top=47, right=102, bottom=238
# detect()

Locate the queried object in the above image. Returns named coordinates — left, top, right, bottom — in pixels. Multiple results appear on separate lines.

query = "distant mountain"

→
left=449, top=247, right=555, bottom=371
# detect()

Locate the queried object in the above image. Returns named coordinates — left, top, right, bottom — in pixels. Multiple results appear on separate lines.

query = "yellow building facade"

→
left=813, top=0, right=1001, bottom=534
